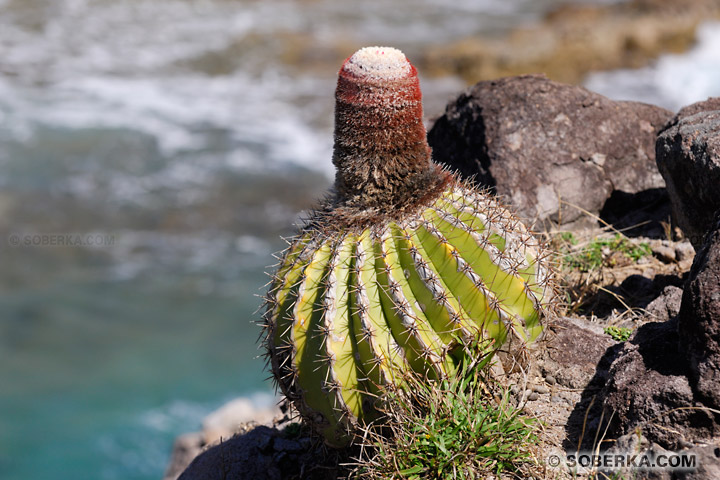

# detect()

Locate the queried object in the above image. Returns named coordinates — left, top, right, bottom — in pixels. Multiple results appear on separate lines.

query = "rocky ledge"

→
left=428, top=74, right=672, bottom=230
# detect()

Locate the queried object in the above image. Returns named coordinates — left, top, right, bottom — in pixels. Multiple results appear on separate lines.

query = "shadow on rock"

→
left=566, top=317, right=719, bottom=453
left=596, top=273, right=684, bottom=316
left=178, top=425, right=348, bottom=480
left=599, top=188, right=671, bottom=239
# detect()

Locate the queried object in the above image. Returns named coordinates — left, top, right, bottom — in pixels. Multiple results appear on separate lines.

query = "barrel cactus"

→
left=262, top=46, right=557, bottom=447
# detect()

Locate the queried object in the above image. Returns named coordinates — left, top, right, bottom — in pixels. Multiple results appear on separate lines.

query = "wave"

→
left=138, top=391, right=277, bottom=434
left=94, top=392, right=278, bottom=478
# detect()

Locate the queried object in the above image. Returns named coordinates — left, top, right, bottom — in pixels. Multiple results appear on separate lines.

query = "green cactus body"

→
left=262, top=47, right=556, bottom=447
left=265, top=184, right=554, bottom=446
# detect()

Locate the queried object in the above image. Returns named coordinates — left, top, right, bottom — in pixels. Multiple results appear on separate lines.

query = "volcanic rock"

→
left=428, top=75, right=671, bottom=229
left=645, top=285, right=683, bottom=323
left=656, top=98, right=720, bottom=249
left=598, top=318, right=715, bottom=449
left=567, top=220, right=720, bottom=450
left=177, top=426, right=331, bottom=480
left=679, top=216, right=720, bottom=409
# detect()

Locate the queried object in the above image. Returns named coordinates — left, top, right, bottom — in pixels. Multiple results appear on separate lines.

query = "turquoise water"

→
left=0, top=192, right=315, bottom=479
left=0, top=119, right=329, bottom=478
left=1, top=272, right=271, bottom=479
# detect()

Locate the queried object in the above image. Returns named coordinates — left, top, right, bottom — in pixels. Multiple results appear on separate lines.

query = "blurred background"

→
left=0, top=0, right=718, bottom=478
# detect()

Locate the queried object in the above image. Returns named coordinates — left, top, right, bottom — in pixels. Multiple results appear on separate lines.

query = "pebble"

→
left=675, top=242, right=696, bottom=262
left=533, top=384, right=550, bottom=394
left=652, top=244, right=676, bottom=263
left=545, top=375, right=556, bottom=385
left=527, top=392, right=539, bottom=401
left=550, top=395, right=564, bottom=403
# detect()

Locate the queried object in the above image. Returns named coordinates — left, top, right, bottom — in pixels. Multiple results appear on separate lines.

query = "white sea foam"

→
left=2, top=72, right=333, bottom=166
left=0, top=0, right=622, bottom=190
left=585, top=22, right=720, bottom=111
left=139, top=399, right=212, bottom=434
left=0, top=0, right=335, bottom=199
left=135, top=393, right=278, bottom=450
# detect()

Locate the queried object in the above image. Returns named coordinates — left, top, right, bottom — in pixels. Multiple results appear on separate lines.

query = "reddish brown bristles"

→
left=331, top=47, right=446, bottom=214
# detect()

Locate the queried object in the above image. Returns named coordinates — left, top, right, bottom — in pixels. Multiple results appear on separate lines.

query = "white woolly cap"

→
left=342, top=46, right=412, bottom=80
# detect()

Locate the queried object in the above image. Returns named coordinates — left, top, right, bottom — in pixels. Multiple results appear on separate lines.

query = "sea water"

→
left=0, top=1, right=718, bottom=479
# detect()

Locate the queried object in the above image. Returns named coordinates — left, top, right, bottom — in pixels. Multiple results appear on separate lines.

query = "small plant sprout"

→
left=604, top=326, right=633, bottom=342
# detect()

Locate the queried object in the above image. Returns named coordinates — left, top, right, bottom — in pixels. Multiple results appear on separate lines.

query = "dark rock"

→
left=273, top=437, right=305, bottom=453
left=542, top=316, right=616, bottom=390
left=656, top=98, right=720, bottom=249
left=178, top=427, right=278, bottom=480
left=563, top=222, right=720, bottom=455
left=679, top=217, right=720, bottom=409
left=645, top=285, right=683, bottom=323
left=178, top=426, right=341, bottom=480
left=428, top=75, right=671, bottom=229
left=601, top=319, right=707, bottom=449
left=570, top=317, right=720, bottom=451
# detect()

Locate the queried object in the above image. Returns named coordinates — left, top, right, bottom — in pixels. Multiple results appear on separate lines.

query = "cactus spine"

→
left=263, top=47, right=556, bottom=447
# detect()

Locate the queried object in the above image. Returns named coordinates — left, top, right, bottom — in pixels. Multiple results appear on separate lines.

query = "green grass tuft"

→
left=282, top=421, right=304, bottom=439
left=351, top=353, right=541, bottom=479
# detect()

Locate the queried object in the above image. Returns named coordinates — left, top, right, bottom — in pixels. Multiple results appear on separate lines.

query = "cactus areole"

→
left=263, top=47, right=555, bottom=447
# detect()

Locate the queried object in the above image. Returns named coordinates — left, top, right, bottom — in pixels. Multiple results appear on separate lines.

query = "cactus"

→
left=262, top=47, right=557, bottom=447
